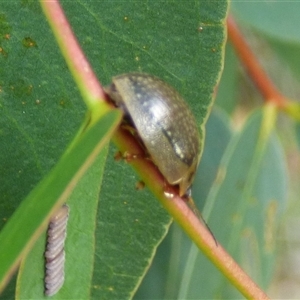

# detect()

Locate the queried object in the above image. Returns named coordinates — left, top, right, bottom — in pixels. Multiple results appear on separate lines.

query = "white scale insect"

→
left=44, top=204, right=69, bottom=296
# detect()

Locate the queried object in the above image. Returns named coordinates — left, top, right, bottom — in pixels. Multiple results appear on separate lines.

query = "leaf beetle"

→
left=105, top=73, right=201, bottom=197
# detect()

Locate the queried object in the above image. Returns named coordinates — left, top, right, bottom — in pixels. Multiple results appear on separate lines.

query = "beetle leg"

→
left=135, top=180, right=145, bottom=191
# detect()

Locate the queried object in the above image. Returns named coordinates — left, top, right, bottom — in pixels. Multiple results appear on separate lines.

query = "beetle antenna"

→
left=186, top=196, right=218, bottom=246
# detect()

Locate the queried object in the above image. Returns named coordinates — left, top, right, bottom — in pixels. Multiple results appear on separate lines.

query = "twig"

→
left=41, top=0, right=106, bottom=109
left=227, top=16, right=287, bottom=108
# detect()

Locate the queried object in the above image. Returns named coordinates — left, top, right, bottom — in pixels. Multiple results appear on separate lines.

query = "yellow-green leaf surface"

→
left=0, top=1, right=228, bottom=299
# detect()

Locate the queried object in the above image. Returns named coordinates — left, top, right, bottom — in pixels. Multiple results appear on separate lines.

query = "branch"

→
left=113, top=127, right=270, bottom=300
left=227, top=16, right=287, bottom=108
left=41, top=0, right=107, bottom=110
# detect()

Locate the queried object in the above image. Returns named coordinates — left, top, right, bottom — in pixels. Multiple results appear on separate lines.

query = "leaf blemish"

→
left=22, top=37, right=37, bottom=48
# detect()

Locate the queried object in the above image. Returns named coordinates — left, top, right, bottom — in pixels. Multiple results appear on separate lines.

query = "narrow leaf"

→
left=0, top=109, right=121, bottom=293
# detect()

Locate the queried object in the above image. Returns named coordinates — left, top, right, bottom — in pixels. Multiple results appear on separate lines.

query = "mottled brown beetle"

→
left=105, top=73, right=201, bottom=197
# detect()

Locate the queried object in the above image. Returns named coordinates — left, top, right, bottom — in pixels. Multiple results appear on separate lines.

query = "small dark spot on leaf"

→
left=59, top=100, right=66, bottom=107
left=0, top=47, right=8, bottom=57
left=22, top=37, right=37, bottom=48
left=59, top=98, right=71, bottom=108
left=0, top=13, right=12, bottom=42
left=135, top=180, right=145, bottom=190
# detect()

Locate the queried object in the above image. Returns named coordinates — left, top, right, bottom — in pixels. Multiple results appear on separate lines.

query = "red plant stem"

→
left=113, top=127, right=270, bottom=300
left=227, top=16, right=287, bottom=108
left=41, top=0, right=106, bottom=105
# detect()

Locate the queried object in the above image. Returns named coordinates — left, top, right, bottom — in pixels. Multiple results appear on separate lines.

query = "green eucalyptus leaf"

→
left=0, top=1, right=228, bottom=299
